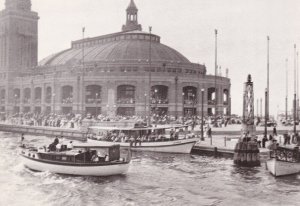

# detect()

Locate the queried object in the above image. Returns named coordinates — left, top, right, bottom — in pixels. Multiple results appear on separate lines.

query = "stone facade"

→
left=0, top=0, right=231, bottom=117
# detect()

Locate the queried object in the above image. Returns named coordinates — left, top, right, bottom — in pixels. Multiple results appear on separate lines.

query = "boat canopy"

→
left=88, top=124, right=185, bottom=131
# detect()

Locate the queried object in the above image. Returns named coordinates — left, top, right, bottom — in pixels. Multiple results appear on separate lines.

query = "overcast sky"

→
left=1, top=0, right=300, bottom=116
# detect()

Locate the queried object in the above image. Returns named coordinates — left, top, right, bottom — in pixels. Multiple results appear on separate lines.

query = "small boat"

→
left=20, top=143, right=131, bottom=176
left=266, top=146, right=300, bottom=177
left=86, top=124, right=199, bottom=154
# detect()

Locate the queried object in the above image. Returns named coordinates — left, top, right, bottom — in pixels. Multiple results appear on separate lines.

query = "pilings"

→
left=233, top=140, right=260, bottom=166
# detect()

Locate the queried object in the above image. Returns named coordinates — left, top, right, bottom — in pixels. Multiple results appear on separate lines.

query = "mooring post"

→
left=214, top=147, right=218, bottom=157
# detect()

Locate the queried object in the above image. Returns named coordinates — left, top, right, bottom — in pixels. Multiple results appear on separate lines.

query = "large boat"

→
left=266, top=146, right=300, bottom=177
left=86, top=124, right=199, bottom=154
left=20, top=143, right=131, bottom=176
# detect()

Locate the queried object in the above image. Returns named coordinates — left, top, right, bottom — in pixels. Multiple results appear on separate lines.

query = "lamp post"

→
left=264, top=88, right=268, bottom=138
left=201, top=89, right=205, bottom=140
left=144, top=93, right=147, bottom=118
left=95, top=93, right=98, bottom=118
left=192, top=93, right=195, bottom=116
left=52, top=93, right=56, bottom=114
left=14, top=94, right=17, bottom=114
left=182, top=92, right=185, bottom=124
left=154, top=88, right=158, bottom=126
left=175, top=76, right=178, bottom=119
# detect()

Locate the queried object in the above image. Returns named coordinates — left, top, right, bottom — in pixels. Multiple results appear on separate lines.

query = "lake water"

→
left=0, top=132, right=299, bottom=206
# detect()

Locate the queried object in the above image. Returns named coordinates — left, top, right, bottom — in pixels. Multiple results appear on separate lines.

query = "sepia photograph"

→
left=0, top=0, right=299, bottom=205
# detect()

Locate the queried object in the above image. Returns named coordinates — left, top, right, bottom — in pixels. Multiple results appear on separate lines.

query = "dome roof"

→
left=39, top=32, right=191, bottom=67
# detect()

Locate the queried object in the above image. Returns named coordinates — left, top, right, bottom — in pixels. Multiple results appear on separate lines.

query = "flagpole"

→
left=266, top=36, right=270, bottom=121
left=81, top=27, right=85, bottom=115
left=214, top=29, right=218, bottom=126
left=294, top=44, right=297, bottom=134
left=297, top=51, right=299, bottom=121
left=286, top=58, right=288, bottom=120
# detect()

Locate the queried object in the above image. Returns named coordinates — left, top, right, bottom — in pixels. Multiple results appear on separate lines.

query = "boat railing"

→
left=89, top=135, right=196, bottom=143
left=271, top=147, right=300, bottom=163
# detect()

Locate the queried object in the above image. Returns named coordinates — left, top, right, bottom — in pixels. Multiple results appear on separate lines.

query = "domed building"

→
left=0, top=0, right=231, bottom=117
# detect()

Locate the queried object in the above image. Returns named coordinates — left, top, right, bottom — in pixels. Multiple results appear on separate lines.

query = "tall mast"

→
left=214, top=29, right=218, bottom=123
left=286, top=58, right=288, bottom=120
left=293, top=44, right=297, bottom=134
left=266, top=36, right=270, bottom=121
left=147, top=26, right=152, bottom=126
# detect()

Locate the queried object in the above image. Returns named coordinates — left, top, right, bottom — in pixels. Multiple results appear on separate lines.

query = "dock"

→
left=0, top=124, right=86, bottom=141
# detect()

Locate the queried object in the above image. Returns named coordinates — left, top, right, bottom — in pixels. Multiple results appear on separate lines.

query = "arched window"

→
left=13, top=88, right=20, bottom=104
left=117, top=85, right=135, bottom=104
left=207, top=88, right=216, bottom=105
left=151, top=85, right=169, bottom=104
left=0, top=89, right=5, bottom=104
left=223, top=89, right=229, bottom=104
left=23, top=88, right=31, bottom=104
left=86, top=85, right=101, bottom=104
left=183, top=86, right=197, bottom=105
left=45, top=87, right=52, bottom=104
left=61, top=86, right=73, bottom=104
left=34, top=87, right=42, bottom=104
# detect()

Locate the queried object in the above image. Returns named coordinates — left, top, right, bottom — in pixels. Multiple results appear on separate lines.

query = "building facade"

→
left=0, top=0, right=231, bottom=117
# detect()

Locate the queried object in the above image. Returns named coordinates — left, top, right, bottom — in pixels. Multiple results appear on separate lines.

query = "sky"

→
left=1, top=0, right=300, bottom=116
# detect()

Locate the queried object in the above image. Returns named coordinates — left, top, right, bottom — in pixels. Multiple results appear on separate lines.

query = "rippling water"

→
left=0, top=132, right=300, bottom=206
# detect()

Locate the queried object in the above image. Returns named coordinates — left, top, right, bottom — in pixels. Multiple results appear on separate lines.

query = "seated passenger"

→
left=105, top=155, right=109, bottom=162
left=67, top=141, right=73, bottom=150
left=56, top=143, right=62, bottom=152
left=91, top=153, right=99, bottom=162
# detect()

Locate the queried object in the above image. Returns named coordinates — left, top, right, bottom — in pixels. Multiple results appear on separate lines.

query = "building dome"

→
left=39, top=31, right=190, bottom=67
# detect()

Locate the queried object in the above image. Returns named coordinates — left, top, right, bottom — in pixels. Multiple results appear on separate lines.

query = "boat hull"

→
left=21, top=155, right=130, bottom=176
left=87, top=138, right=198, bottom=154
left=266, top=158, right=300, bottom=177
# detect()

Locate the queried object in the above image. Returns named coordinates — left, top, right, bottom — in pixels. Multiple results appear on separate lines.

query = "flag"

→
left=82, top=27, right=85, bottom=33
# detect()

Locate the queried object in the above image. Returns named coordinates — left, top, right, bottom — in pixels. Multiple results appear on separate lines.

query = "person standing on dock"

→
left=20, top=133, right=25, bottom=148
left=207, top=127, right=212, bottom=138
left=273, top=126, right=277, bottom=137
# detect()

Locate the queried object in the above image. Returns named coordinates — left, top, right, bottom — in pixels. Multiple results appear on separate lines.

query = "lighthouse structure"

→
left=233, top=75, right=260, bottom=166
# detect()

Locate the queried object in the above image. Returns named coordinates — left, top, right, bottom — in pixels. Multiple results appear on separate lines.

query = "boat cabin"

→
left=271, top=146, right=300, bottom=163
left=35, top=144, right=122, bottom=164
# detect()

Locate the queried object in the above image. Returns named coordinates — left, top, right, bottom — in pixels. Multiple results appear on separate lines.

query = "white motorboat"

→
left=87, top=124, right=198, bottom=154
left=266, top=146, right=300, bottom=177
left=20, top=143, right=131, bottom=176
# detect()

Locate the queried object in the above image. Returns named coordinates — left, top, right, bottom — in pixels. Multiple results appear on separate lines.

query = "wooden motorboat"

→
left=20, top=143, right=131, bottom=176
left=266, top=146, right=300, bottom=177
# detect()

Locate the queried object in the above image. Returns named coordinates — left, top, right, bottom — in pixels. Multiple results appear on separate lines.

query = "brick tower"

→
left=0, top=0, right=39, bottom=72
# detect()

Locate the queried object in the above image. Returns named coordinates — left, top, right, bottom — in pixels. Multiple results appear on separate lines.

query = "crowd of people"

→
left=2, top=113, right=83, bottom=129
left=0, top=110, right=242, bottom=133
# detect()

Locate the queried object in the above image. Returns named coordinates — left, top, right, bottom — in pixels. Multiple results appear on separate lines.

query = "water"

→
left=0, top=132, right=300, bottom=206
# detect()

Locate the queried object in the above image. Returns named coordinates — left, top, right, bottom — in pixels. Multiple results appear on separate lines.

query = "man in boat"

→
left=67, top=141, right=73, bottom=150
left=273, top=126, right=277, bottom=136
left=48, top=136, right=59, bottom=151
left=268, top=139, right=278, bottom=157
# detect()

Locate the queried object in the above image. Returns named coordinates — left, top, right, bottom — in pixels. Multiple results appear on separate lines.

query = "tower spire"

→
left=122, top=0, right=142, bottom=32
